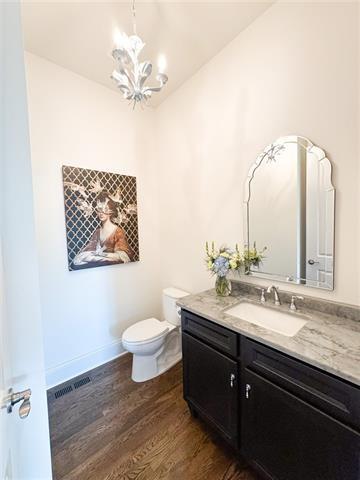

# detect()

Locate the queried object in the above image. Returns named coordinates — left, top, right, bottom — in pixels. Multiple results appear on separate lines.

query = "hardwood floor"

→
left=48, top=354, right=260, bottom=480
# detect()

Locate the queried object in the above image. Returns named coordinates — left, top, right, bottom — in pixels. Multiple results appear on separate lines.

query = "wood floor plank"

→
left=48, top=354, right=259, bottom=480
left=61, top=387, right=187, bottom=480
left=104, top=405, right=198, bottom=480
left=53, top=376, right=184, bottom=477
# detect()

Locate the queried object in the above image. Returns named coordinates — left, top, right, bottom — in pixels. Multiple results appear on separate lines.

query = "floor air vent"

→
left=74, top=376, right=91, bottom=389
left=52, top=375, right=92, bottom=401
left=54, top=385, right=73, bottom=399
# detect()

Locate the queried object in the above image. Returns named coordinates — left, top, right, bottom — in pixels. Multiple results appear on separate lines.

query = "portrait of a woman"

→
left=73, top=192, right=133, bottom=269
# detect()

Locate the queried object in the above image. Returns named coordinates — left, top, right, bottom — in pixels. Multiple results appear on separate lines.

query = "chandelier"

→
left=111, top=0, right=168, bottom=108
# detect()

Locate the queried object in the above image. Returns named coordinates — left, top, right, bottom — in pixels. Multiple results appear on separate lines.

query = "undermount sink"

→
left=225, top=301, right=307, bottom=337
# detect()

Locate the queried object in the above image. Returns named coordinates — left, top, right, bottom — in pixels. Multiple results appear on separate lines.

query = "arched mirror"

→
left=244, top=135, right=335, bottom=290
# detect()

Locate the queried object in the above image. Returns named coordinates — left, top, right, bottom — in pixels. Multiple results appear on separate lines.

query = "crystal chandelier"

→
left=111, top=0, right=168, bottom=108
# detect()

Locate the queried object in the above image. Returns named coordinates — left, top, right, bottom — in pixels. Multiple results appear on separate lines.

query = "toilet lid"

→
left=122, top=318, right=169, bottom=344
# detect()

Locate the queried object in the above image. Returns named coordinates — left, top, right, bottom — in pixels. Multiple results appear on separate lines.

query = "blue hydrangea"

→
left=213, top=256, right=230, bottom=277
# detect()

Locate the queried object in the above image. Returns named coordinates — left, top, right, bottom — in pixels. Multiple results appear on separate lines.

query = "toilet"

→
left=122, top=287, right=189, bottom=382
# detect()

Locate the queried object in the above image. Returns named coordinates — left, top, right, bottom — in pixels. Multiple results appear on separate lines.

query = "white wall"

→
left=156, top=2, right=360, bottom=306
left=25, top=53, right=161, bottom=387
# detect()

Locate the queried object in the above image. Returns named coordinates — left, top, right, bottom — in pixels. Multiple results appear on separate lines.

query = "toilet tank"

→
left=162, top=287, right=189, bottom=326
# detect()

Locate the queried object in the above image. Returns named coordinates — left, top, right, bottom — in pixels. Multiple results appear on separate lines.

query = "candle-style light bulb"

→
left=113, top=29, right=123, bottom=48
left=158, top=54, right=167, bottom=74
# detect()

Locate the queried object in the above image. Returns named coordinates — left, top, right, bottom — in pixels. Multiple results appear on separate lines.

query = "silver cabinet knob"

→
left=2, top=388, right=31, bottom=419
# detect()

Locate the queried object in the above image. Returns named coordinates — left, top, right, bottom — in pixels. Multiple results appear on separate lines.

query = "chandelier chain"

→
left=132, top=0, right=137, bottom=35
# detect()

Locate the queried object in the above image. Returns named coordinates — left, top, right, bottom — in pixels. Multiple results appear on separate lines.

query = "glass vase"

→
left=215, top=275, right=232, bottom=297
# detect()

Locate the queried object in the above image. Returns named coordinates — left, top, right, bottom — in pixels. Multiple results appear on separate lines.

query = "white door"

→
left=0, top=2, right=52, bottom=479
left=306, top=155, right=334, bottom=287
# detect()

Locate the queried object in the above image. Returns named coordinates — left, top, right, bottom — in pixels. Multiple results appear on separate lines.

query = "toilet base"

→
left=131, top=329, right=182, bottom=382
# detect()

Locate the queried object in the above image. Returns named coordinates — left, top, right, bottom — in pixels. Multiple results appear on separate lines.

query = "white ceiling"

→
left=21, top=1, right=272, bottom=107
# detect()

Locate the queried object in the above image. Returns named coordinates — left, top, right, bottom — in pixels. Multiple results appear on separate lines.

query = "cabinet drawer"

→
left=181, top=310, right=238, bottom=357
left=242, top=337, right=360, bottom=431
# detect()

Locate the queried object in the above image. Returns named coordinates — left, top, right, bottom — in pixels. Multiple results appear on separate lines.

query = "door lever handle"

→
left=2, top=388, right=32, bottom=419
left=230, top=373, right=236, bottom=388
left=245, top=383, right=251, bottom=399
left=308, top=259, right=320, bottom=265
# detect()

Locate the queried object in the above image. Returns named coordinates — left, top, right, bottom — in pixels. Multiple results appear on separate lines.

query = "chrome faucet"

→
left=267, top=285, right=281, bottom=306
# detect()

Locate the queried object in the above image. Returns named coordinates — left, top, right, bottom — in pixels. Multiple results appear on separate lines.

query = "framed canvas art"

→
left=62, top=165, right=139, bottom=271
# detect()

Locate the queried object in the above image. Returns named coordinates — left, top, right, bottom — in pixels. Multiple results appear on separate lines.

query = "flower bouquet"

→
left=243, top=242, right=267, bottom=270
left=205, top=242, right=243, bottom=297
left=205, top=242, right=267, bottom=296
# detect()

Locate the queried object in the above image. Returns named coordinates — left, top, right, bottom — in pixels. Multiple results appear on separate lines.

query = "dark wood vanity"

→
left=181, top=309, right=360, bottom=480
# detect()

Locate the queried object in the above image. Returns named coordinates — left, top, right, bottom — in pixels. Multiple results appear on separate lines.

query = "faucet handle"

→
left=256, top=288, right=266, bottom=303
left=290, top=295, right=304, bottom=311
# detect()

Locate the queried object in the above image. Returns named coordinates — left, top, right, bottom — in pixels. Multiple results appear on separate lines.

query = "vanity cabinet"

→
left=181, top=311, right=239, bottom=448
left=182, top=333, right=238, bottom=447
left=242, top=370, right=360, bottom=480
left=181, top=309, right=360, bottom=480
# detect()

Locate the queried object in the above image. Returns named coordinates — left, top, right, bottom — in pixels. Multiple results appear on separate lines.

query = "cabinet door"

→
left=242, top=370, right=360, bottom=480
left=182, top=332, right=238, bottom=446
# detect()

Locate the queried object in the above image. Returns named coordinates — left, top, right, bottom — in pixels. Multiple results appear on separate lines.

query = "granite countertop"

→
left=177, top=285, right=360, bottom=387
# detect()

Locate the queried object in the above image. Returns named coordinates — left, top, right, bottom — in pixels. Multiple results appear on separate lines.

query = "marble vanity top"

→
left=177, top=284, right=360, bottom=387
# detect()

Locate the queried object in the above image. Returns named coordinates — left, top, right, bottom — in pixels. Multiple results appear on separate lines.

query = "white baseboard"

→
left=45, top=338, right=127, bottom=389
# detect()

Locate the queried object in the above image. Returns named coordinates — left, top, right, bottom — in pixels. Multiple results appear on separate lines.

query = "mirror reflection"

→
left=244, top=136, right=335, bottom=290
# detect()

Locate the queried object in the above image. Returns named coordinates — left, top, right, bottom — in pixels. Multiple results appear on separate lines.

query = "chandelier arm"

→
left=142, top=86, right=163, bottom=94
left=142, top=74, right=167, bottom=94
left=119, top=85, right=132, bottom=96
left=111, top=70, right=131, bottom=90
left=142, top=78, right=167, bottom=94
left=138, top=65, right=152, bottom=89
left=119, top=66, right=136, bottom=90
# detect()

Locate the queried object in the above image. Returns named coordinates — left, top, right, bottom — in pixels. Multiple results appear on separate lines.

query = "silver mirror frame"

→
left=243, top=135, right=335, bottom=290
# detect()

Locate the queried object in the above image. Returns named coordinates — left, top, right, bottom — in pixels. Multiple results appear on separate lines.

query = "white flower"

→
left=89, top=178, right=103, bottom=194
left=76, top=199, right=93, bottom=218
left=113, top=211, right=128, bottom=225
left=63, top=181, right=88, bottom=199
left=125, top=203, right=137, bottom=215
left=109, top=188, right=123, bottom=204
left=229, top=259, right=237, bottom=270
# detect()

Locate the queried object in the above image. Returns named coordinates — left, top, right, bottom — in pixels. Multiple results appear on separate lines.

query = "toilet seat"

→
left=122, top=318, right=173, bottom=345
